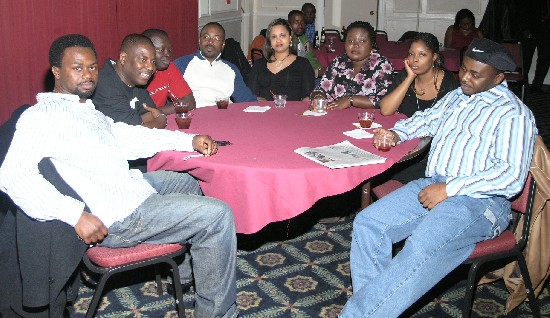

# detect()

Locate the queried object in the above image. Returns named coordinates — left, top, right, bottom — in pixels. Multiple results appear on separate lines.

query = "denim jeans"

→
left=340, top=176, right=511, bottom=318
left=100, top=170, right=238, bottom=318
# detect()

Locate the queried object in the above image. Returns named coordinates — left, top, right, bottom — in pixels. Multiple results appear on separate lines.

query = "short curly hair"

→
left=344, top=21, right=377, bottom=49
left=49, top=34, right=96, bottom=68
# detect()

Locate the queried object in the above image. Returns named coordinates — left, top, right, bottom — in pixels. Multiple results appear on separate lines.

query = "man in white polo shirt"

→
left=174, top=22, right=257, bottom=108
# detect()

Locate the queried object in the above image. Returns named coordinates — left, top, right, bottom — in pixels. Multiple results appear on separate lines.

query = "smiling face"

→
left=199, top=24, right=225, bottom=63
left=118, top=42, right=156, bottom=86
left=269, top=24, right=291, bottom=54
left=459, top=55, right=503, bottom=95
left=406, top=40, right=438, bottom=75
left=344, top=27, right=373, bottom=63
left=149, top=33, right=172, bottom=71
left=52, top=46, right=98, bottom=101
left=289, top=12, right=306, bottom=36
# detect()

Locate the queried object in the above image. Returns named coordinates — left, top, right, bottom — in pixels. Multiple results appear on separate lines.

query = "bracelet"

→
left=348, top=95, right=354, bottom=107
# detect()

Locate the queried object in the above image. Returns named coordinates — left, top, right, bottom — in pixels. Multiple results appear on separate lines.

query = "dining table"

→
left=147, top=101, right=418, bottom=234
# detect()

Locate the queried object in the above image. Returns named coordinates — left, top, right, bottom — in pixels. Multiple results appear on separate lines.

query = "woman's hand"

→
left=327, top=97, right=352, bottom=110
left=404, top=60, right=417, bottom=79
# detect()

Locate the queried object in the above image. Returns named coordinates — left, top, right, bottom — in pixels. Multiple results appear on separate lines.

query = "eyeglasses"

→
left=200, top=34, right=223, bottom=43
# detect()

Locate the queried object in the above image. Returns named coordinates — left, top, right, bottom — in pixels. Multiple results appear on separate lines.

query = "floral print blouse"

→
left=315, top=50, right=393, bottom=105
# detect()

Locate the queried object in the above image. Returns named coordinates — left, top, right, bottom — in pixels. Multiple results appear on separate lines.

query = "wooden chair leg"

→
left=361, top=181, right=372, bottom=209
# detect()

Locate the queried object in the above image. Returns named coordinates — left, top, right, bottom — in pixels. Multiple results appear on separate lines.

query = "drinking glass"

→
left=215, top=96, right=230, bottom=109
left=313, top=98, right=327, bottom=113
left=175, top=112, right=192, bottom=129
left=358, top=112, right=375, bottom=128
left=174, top=100, right=189, bottom=114
left=374, top=133, right=396, bottom=152
left=273, top=94, right=287, bottom=108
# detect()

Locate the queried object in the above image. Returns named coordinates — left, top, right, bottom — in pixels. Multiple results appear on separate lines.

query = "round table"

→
left=148, top=101, right=417, bottom=233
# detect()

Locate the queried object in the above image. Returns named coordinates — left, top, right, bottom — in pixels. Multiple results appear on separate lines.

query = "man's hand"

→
left=75, top=211, right=108, bottom=244
left=141, top=103, right=167, bottom=129
left=192, top=135, right=218, bottom=156
left=418, top=182, right=448, bottom=209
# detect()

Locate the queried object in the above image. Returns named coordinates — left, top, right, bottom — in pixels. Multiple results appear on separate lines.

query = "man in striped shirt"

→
left=0, top=34, right=239, bottom=318
left=340, top=38, right=537, bottom=317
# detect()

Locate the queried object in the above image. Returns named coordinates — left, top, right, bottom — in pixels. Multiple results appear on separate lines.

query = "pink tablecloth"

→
left=148, top=101, right=417, bottom=234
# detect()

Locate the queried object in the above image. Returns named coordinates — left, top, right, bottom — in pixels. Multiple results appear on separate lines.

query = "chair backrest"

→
left=501, top=42, right=523, bottom=74
left=221, top=38, right=251, bottom=82
left=321, top=29, right=341, bottom=43
left=511, top=173, right=534, bottom=214
left=251, top=48, right=264, bottom=64
left=375, top=30, right=388, bottom=43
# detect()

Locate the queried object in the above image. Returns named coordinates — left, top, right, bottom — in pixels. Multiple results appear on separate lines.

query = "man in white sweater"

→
left=0, top=34, right=239, bottom=318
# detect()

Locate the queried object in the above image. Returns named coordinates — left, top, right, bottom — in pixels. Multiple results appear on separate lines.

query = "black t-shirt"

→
left=92, top=59, right=155, bottom=125
left=248, top=56, right=315, bottom=101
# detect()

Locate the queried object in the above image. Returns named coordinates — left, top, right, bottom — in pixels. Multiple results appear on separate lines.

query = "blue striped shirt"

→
left=391, top=82, right=537, bottom=199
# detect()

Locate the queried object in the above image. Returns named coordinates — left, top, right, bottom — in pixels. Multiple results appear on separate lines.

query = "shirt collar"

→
left=37, top=92, right=95, bottom=108
left=458, top=81, right=510, bottom=104
left=197, top=50, right=222, bottom=63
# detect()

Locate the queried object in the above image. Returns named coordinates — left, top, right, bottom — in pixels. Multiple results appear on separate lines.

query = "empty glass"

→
left=273, top=94, right=287, bottom=108
left=313, top=98, right=327, bottom=113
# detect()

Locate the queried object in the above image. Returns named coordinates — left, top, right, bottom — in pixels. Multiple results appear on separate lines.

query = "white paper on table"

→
left=243, top=106, right=271, bottom=112
left=302, top=110, right=327, bottom=116
left=352, top=122, right=382, bottom=129
left=343, top=129, right=374, bottom=139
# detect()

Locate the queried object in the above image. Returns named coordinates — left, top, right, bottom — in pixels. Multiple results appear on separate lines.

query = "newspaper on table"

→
left=294, top=140, right=386, bottom=169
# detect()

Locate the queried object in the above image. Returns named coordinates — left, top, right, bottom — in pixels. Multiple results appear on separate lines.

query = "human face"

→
left=149, top=34, right=172, bottom=71
left=269, top=25, right=291, bottom=54
left=459, top=56, right=503, bottom=96
left=119, top=42, right=156, bottom=86
left=289, top=13, right=306, bottom=36
left=52, top=47, right=98, bottom=101
left=407, top=40, right=437, bottom=75
left=345, top=27, right=373, bottom=63
left=459, top=17, right=474, bottom=32
left=199, top=25, right=225, bottom=63
left=302, top=6, right=316, bottom=24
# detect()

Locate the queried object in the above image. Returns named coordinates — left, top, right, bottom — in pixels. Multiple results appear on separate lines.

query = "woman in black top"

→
left=378, top=33, right=459, bottom=183
left=248, top=18, right=315, bottom=101
left=379, top=32, right=458, bottom=117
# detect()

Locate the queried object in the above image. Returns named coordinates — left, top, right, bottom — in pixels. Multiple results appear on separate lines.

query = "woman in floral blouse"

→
left=314, top=21, right=393, bottom=110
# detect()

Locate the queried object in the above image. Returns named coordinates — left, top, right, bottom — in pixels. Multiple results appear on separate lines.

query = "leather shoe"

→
left=167, top=280, right=194, bottom=295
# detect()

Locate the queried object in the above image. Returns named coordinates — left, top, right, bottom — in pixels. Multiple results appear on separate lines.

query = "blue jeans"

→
left=340, top=176, right=511, bottom=318
left=100, top=170, right=238, bottom=318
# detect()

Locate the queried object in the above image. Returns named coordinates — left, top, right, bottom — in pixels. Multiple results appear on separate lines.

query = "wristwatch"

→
left=348, top=95, right=354, bottom=107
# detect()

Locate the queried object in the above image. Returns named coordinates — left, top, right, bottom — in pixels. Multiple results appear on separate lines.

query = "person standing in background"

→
left=302, top=3, right=317, bottom=45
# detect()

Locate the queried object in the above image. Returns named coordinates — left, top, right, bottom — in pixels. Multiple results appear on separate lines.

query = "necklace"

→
left=275, top=54, right=290, bottom=69
left=414, top=69, right=441, bottom=110
left=412, top=68, right=439, bottom=97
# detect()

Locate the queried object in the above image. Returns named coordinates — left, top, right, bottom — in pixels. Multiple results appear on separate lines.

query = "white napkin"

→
left=302, top=110, right=327, bottom=116
left=352, top=122, right=382, bottom=129
left=243, top=106, right=271, bottom=112
left=343, top=129, right=374, bottom=139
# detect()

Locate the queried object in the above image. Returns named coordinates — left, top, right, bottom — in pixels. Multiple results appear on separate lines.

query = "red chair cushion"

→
left=372, top=180, right=405, bottom=199
left=86, top=243, right=184, bottom=267
left=468, top=230, right=516, bottom=259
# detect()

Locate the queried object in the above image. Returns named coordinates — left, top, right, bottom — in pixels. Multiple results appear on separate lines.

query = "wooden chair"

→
left=372, top=173, right=541, bottom=318
left=82, top=243, right=188, bottom=318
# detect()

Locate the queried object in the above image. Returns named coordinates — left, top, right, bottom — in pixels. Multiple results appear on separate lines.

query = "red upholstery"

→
left=372, top=179, right=405, bottom=199
left=86, top=243, right=184, bottom=267
left=468, top=230, right=516, bottom=259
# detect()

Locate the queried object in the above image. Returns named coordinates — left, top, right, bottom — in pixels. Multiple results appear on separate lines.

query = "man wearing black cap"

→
left=340, top=38, right=537, bottom=317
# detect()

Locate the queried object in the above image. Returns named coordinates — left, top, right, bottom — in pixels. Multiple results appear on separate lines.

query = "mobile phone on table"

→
left=215, top=140, right=232, bottom=146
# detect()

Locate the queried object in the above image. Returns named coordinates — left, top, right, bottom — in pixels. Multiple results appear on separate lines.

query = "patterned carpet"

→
left=70, top=86, right=550, bottom=318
